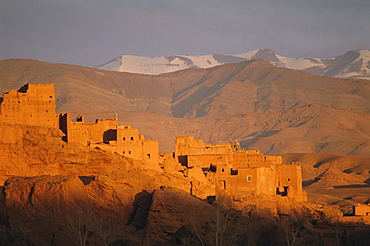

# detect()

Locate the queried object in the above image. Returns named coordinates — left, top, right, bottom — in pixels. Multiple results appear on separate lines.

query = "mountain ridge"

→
left=95, top=49, right=370, bottom=80
left=1, top=58, right=370, bottom=155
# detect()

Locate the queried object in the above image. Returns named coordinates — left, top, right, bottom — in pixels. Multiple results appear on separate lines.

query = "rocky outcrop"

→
left=3, top=175, right=90, bottom=245
left=1, top=174, right=353, bottom=246
left=0, top=123, right=134, bottom=183
left=1, top=175, right=215, bottom=245
left=145, top=187, right=213, bottom=244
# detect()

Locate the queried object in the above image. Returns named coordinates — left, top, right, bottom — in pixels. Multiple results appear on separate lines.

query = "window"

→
left=221, top=169, right=225, bottom=172
left=247, top=175, right=252, bottom=182
left=130, top=137, right=134, bottom=141
left=128, top=151, right=131, bottom=154
left=123, top=137, right=126, bottom=141
left=123, top=151, right=125, bottom=154
left=260, top=176, right=266, bottom=182
left=147, top=154, right=151, bottom=158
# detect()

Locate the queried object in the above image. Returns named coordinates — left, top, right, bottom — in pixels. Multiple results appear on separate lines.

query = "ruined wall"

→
left=0, top=84, right=57, bottom=128
left=174, top=136, right=305, bottom=201
left=232, top=151, right=282, bottom=168
left=142, top=140, right=159, bottom=167
left=117, top=126, right=142, bottom=159
left=354, top=203, right=370, bottom=216
left=208, top=166, right=277, bottom=196
left=187, top=154, right=228, bottom=168
left=175, top=136, right=232, bottom=158
left=59, top=113, right=117, bottom=145
left=59, top=116, right=159, bottom=167
left=276, top=164, right=306, bottom=202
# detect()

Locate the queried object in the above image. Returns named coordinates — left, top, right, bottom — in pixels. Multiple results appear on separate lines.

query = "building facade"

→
left=59, top=113, right=159, bottom=167
left=0, top=84, right=58, bottom=128
left=174, top=136, right=306, bottom=202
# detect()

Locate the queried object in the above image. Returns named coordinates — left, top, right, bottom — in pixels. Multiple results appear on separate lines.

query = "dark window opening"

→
left=147, top=154, right=151, bottom=158
left=230, top=169, right=238, bottom=175
left=123, top=137, right=126, bottom=141
left=276, top=186, right=289, bottom=196
left=130, top=137, right=134, bottom=141
left=247, top=175, right=252, bottom=182
left=178, top=155, right=188, bottom=167
left=123, top=151, right=125, bottom=154
left=210, top=164, right=216, bottom=172
left=128, top=151, right=131, bottom=154
left=222, top=169, right=225, bottom=172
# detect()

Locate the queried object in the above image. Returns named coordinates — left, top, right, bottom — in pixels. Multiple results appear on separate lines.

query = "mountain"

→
left=1, top=58, right=370, bottom=155
left=95, top=49, right=370, bottom=80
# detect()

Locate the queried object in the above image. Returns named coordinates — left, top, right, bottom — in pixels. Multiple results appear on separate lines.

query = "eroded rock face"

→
left=4, top=175, right=90, bottom=245
left=0, top=123, right=134, bottom=184
left=2, top=174, right=150, bottom=245
left=145, top=187, right=213, bottom=245
left=1, top=175, right=215, bottom=245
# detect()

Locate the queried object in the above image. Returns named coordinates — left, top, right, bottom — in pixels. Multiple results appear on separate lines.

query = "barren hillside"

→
left=282, top=153, right=370, bottom=213
left=1, top=58, right=370, bottom=155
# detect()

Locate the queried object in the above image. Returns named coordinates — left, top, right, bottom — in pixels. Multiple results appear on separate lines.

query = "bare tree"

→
left=68, top=204, right=96, bottom=246
left=99, top=217, right=115, bottom=246
left=192, top=195, right=240, bottom=246
left=283, top=212, right=305, bottom=246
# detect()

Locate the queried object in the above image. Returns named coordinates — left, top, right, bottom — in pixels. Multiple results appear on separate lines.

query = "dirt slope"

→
left=1, top=59, right=370, bottom=155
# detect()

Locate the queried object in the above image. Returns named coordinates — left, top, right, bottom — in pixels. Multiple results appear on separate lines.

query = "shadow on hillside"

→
left=343, top=165, right=362, bottom=174
left=302, top=178, right=320, bottom=187
left=333, top=184, right=370, bottom=189
left=127, top=190, right=153, bottom=230
left=241, top=130, right=280, bottom=148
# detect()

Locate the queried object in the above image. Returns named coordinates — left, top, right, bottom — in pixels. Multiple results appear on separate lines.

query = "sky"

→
left=1, top=0, right=369, bottom=66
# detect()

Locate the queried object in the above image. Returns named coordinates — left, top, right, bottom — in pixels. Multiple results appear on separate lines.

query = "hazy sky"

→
left=1, top=0, right=369, bottom=66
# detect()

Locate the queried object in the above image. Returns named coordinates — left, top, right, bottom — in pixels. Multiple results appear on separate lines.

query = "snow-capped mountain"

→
left=95, top=49, right=370, bottom=80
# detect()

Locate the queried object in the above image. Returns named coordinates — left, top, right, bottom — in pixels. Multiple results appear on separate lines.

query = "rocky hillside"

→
left=0, top=123, right=368, bottom=245
left=282, top=153, right=370, bottom=213
left=1, top=58, right=370, bottom=155
left=95, top=49, right=370, bottom=80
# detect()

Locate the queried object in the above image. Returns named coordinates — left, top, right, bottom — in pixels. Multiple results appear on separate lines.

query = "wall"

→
left=175, top=136, right=232, bottom=160
left=174, top=136, right=306, bottom=202
left=0, top=84, right=58, bottom=128
left=187, top=154, right=228, bottom=169
left=354, top=204, right=370, bottom=216
left=59, top=113, right=117, bottom=145
left=276, top=164, right=306, bottom=202
left=60, top=113, right=159, bottom=167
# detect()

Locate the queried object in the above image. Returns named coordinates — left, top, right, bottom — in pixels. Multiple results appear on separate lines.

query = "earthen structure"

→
left=59, top=113, right=159, bottom=167
left=354, top=203, right=370, bottom=216
left=0, top=84, right=58, bottom=128
left=0, top=84, right=307, bottom=202
left=174, top=136, right=307, bottom=202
